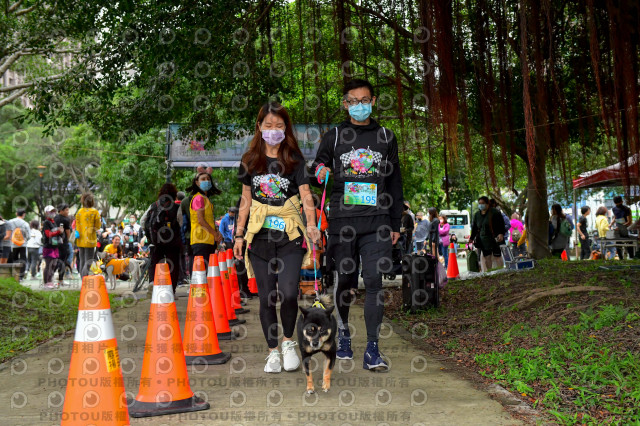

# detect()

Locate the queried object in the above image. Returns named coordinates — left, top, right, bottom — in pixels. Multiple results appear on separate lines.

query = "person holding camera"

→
left=42, top=205, right=65, bottom=289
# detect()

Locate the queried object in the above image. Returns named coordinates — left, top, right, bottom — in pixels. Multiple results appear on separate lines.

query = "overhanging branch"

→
left=345, top=0, right=415, bottom=40
left=15, top=3, right=38, bottom=16
left=0, top=52, right=23, bottom=77
left=0, top=88, right=27, bottom=108
left=7, top=0, right=25, bottom=13
left=0, top=73, right=64, bottom=93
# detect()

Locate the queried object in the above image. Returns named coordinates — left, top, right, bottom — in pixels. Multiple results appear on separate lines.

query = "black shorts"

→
left=1, top=246, right=11, bottom=259
left=479, top=241, right=502, bottom=257
left=248, top=232, right=304, bottom=262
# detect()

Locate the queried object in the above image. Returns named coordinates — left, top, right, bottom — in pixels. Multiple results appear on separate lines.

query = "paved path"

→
left=1, top=276, right=520, bottom=426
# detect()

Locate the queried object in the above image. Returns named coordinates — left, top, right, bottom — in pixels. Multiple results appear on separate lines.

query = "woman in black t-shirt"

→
left=234, top=102, right=320, bottom=374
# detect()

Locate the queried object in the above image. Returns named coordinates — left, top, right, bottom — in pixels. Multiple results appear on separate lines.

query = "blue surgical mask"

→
left=199, top=180, right=212, bottom=192
left=348, top=102, right=372, bottom=122
left=478, top=204, right=487, bottom=211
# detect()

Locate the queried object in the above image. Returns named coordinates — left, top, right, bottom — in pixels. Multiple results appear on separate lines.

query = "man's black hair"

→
left=343, top=79, right=374, bottom=98
left=613, top=195, right=623, bottom=204
left=57, top=203, right=68, bottom=212
left=478, top=196, right=489, bottom=204
left=581, top=206, right=590, bottom=215
left=16, top=208, right=26, bottom=216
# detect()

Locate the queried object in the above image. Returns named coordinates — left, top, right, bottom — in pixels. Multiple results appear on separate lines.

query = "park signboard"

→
left=167, top=123, right=334, bottom=168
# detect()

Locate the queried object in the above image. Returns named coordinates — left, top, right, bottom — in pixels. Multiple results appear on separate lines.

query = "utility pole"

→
left=37, top=165, right=47, bottom=220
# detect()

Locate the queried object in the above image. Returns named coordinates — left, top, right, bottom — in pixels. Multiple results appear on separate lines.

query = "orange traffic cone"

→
left=561, top=249, right=568, bottom=261
left=226, top=248, right=249, bottom=315
left=207, top=254, right=235, bottom=340
left=446, top=242, right=460, bottom=279
left=248, top=277, right=258, bottom=294
left=61, top=275, right=129, bottom=425
left=183, top=256, right=231, bottom=365
left=218, top=251, right=245, bottom=326
left=128, top=263, right=209, bottom=418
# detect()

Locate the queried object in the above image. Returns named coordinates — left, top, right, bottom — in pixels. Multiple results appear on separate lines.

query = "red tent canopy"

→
left=572, top=155, right=640, bottom=189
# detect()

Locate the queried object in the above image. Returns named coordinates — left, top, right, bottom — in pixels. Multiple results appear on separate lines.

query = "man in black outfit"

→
left=577, top=206, right=592, bottom=260
left=313, top=78, right=403, bottom=372
left=401, top=202, right=415, bottom=254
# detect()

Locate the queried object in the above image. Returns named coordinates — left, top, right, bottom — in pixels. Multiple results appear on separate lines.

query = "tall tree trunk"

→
left=336, top=0, right=351, bottom=86
left=520, top=0, right=550, bottom=259
left=434, top=0, right=458, bottom=160
left=418, top=0, right=440, bottom=127
left=297, top=0, right=307, bottom=124
left=526, top=152, right=551, bottom=259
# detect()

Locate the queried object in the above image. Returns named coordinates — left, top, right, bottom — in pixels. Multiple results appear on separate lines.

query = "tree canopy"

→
left=1, top=0, right=638, bottom=258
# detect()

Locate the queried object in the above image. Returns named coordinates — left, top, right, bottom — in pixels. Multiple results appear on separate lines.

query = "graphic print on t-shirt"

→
left=252, top=174, right=291, bottom=200
left=340, top=147, right=383, bottom=177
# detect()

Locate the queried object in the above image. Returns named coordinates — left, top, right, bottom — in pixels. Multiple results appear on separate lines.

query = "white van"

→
left=441, top=210, right=471, bottom=245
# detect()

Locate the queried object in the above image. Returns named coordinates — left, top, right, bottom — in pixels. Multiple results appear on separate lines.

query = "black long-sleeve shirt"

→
left=312, top=119, right=404, bottom=233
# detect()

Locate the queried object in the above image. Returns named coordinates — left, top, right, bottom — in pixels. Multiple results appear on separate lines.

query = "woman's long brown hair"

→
left=241, top=102, right=303, bottom=175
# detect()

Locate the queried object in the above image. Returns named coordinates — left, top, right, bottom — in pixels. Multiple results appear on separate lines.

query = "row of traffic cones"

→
left=61, top=249, right=254, bottom=423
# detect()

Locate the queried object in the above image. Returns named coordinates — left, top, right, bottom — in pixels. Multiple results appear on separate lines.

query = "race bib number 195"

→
left=344, top=182, right=377, bottom=206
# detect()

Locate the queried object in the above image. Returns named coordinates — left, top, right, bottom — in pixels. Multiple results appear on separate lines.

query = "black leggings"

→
left=44, top=257, right=57, bottom=285
left=580, top=239, right=591, bottom=260
left=249, top=250, right=304, bottom=349
left=332, top=231, right=392, bottom=342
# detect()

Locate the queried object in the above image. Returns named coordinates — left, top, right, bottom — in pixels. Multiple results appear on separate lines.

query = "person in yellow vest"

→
left=102, top=235, right=130, bottom=280
left=75, top=193, right=102, bottom=278
left=186, top=167, right=223, bottom=265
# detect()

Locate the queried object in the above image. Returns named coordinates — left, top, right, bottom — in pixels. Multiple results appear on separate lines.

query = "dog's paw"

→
left=322, top=385, right=330, bottom=393
left=306, top=388, right=315, bottom=395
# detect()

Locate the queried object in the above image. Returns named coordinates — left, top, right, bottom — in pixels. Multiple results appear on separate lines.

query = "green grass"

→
left=475, top=304, right=640, bottom=424
left=390, top=259, right=640, bottom=424
left=0, top=277, right=126, bottom=363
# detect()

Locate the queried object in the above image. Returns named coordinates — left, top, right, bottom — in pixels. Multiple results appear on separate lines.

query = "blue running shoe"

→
left=336, top=327, right=353, bottom=360
left=363, top=341, right=389, bottom=372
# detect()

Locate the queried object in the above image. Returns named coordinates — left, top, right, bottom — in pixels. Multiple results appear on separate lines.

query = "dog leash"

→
left=312, top=164, right=329, bottom=306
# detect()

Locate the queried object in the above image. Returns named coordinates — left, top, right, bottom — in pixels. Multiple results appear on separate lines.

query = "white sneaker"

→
left=281, top=340, right=300, bottom=371
left=264, top=349, right=282, bottom=373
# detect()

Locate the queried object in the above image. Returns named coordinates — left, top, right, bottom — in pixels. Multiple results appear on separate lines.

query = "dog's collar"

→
left=312, top=300, right=325, bottom=310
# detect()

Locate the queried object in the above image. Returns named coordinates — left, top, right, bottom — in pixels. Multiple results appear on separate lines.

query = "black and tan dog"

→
left=297, top=294, right=337, bottom=394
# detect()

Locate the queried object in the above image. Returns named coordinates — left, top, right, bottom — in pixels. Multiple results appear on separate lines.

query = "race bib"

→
left=262, top=216, right=286, bottom=231
left=344, top=182, right=377, bottom=206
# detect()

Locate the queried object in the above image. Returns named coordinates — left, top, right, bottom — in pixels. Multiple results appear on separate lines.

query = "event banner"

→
left=167, top=123, right=334, bottom=168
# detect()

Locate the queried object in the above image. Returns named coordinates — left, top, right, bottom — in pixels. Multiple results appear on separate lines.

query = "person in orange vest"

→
left=4, top=208, right=30, bottom=279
